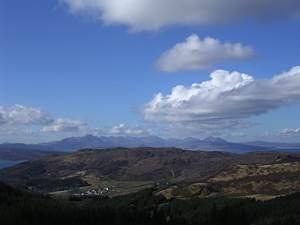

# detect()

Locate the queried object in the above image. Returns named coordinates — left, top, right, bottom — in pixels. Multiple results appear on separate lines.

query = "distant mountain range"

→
left=0, top=135, right=300, bottom=160
left=37, top=135, right=266, bottom=153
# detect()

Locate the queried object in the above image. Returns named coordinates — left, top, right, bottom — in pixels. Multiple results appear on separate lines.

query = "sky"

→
left=1, top=0, right=300, bottom=143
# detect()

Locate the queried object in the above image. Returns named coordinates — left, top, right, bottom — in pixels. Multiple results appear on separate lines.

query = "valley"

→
left=1, top=146, right=300, bottom=225
left=1, top=147, right=300, bottom=200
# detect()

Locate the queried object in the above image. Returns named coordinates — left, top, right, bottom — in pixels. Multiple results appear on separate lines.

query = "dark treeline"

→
left=0, top=182, right=300, bottom=225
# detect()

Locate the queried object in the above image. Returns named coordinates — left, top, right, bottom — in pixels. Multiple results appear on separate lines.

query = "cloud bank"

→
left=0, top=105, right=150, bottom=138
left=0, top=105, right=51, bottom=126
left=41, top=118, right=88, bottom=133
left=60, top=0, right=300, bottom=30
left=157, top=35, right=253, bottom=72
left=144, top=66, right=300, bottom=128
left=0, top=105, right=88, bottom=134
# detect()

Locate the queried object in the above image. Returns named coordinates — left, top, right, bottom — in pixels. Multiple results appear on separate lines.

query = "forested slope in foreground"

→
left=0, top=181, right=299, bottom=225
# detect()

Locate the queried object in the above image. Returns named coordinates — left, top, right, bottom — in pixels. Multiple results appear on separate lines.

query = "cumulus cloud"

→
left=41, top=118, right=88, bottom=133
left=0, top=105, right=90, bottom=134
left=59, top=0, right=300, bottom=30
left=279, top=128, right=300, bottom=136
left=0, top=105, right=153, bottom=138
left=157, top=35, right=253, bottom=72
left=110, top=123, right=151, bottom=136
left=0, top=105, right=51, bottom=126
left=144, top=66, right=300, bottom=128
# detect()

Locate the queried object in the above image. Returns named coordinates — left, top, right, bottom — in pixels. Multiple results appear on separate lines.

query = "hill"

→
left=1, top=147, right=299, bottom=197
left=159, top=160, right=300, bottom=200
left=0, top=148, right=235, bottom=191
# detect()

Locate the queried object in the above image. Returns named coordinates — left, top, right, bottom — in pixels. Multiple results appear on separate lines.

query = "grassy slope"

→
left=158, top=161, right=300, bottom=200
left=0, top=148, right=300, bottom=198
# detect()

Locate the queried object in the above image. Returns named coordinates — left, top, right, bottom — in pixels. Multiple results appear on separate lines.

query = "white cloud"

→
left=0, top=105, right=51, bottom=126
left=144, top=66, right=300, bottom=128
left=41, top=118, right=88, bottom=133
left=59, top=0, right=300, bottom=31
left=0, top=105, right=90, bottom=134
left=110, top=123, right=151, bottom=136
left=157, top=35, right=253, bottom=72
left=0, top=106, right=152, bottom=138
left=279, top=128, right=300, bottom=136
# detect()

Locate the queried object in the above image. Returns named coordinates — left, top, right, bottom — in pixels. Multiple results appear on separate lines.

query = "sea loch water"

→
left=0, top=160, right=25, bottom=169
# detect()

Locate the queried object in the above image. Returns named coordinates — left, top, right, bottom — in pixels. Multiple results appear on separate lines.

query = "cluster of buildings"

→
left=71, top=187, right=112, bottom=200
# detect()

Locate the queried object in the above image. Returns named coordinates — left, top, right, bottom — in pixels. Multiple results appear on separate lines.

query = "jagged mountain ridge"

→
left=1, top=135, right=300, bottom=161
left=1, top=135, right=271, bottom=154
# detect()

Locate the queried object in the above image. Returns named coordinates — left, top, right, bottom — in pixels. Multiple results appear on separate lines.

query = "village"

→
left=71, top=186, right=113, bottom=200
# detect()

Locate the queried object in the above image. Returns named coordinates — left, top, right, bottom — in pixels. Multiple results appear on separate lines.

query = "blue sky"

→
left=1, top=0, right=300, bottom=143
